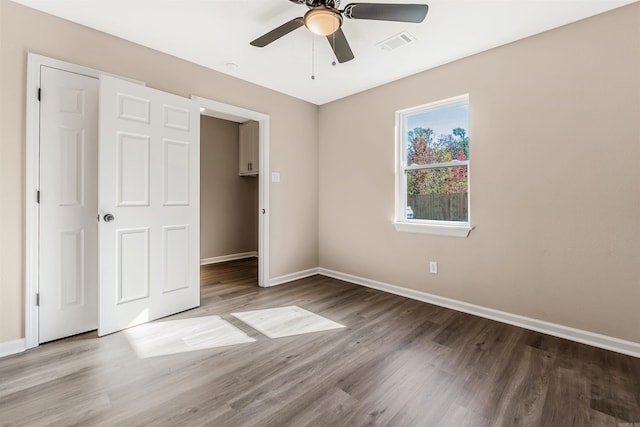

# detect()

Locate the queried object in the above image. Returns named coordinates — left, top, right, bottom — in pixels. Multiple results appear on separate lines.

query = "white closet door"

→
left=39, top=66, right=99, bottom=343
left=98, top=75, right=200, bottom=336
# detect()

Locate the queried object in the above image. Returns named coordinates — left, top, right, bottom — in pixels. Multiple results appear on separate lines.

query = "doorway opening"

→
left=199, top=114, right=258, bottom=287
left=191, top=96, right=270, bottom=290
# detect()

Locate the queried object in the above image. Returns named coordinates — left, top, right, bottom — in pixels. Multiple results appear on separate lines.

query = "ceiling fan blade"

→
left=327, top=28, right=355, bottom=63
left=343, top=3, right=428, bottom=23
left=250, top=17, right=304, bottom=47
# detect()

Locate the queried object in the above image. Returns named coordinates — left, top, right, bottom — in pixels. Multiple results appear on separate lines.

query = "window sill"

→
left=393, top=220, right=472, bottom=238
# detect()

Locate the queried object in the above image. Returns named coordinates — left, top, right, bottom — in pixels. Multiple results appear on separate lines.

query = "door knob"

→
left=103, top=213, right=115, bottom=222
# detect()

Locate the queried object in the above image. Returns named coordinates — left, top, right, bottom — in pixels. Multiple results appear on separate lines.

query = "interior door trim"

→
left=191, top=96, right=270, bottom=288
left=24, top=53, right=144, bottom=350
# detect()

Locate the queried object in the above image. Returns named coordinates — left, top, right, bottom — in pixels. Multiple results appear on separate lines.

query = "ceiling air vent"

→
left=377, top=31, right=416, bottom=51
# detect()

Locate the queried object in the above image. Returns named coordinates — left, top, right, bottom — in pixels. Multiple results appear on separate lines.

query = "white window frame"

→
left=394, top=94, right=472, bottom=237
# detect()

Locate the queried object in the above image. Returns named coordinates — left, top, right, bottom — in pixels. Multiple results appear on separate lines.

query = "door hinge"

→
left=36, top=190, right=40, bottom=204
left=37, top=88, right=41, bottom=102
left=36, top=293, right=39, bottom=306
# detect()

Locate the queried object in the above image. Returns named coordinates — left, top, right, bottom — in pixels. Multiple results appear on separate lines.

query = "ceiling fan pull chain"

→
left=311, top=34, right=316, bottom=80
left=332, top=31, right=337, bottom=66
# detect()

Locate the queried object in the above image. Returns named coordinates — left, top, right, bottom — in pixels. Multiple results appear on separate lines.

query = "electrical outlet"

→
left=429, top=261, right=438, bottom=274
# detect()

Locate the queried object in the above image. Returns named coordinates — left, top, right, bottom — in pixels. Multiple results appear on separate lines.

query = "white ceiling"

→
left=11, top=0, right=637, bottom=105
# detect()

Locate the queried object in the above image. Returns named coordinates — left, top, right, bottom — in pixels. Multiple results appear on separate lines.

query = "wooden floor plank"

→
left=1, top=258, right=639, bottom=426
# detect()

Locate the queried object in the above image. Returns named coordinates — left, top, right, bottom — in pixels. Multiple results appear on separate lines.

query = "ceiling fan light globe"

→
left=304, top=8, right=342, bottom=36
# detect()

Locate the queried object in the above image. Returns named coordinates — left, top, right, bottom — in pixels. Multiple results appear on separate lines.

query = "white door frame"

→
left=191, top=96, right=270, bottom=288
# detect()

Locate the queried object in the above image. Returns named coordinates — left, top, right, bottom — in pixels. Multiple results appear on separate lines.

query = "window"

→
left=395, top=95, right=471, bottom=237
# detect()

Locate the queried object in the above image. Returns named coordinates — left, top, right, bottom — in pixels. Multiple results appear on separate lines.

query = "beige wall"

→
left=0, top=0, right=319, bottom=342
left=318, top=4, right=640, bottom=343
left=200, top=116, right=258, bottom=259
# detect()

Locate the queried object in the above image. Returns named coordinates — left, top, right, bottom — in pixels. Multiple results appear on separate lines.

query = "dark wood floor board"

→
left=337, top=329, right=459, bottom=425
left=348, top=355, right=457, bottom=426
left=590, top=377, right=640, bottom=421
left=431, top=319, right=523, bottom=388
left=487, top=345, right=554, bottom=426
left=212, top=281, right=329, bottom=313
left=539, top=366, right=591, bottom=427
left=0, top=333, right=134, bottom=403
left=336, top=319, right=445, bottom=399
left=227, top=326, right=381, bottom=411
left=86, top=354, right=243, bottom=425
left=0, top=368, right=111, bottom=426
left=303, top=285, right=382, bottom=317
left=90, top=364, right=240, bottom=427
left=273, top=386, right=359, bottom=427
left=1, top=258, right=639, bottom=427
left=463, top=342, right=537, bottom=421
left=438, top=403, right=492, bottom=427
left=589, top=407, right=631, bottom=426
left=589, top=348, right=640, bottom=421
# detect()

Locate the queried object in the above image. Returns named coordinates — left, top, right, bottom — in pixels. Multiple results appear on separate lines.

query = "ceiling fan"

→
left=250, top=1, right=429, bottom=63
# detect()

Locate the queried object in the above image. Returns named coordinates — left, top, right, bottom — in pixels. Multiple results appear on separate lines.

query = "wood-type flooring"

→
left=1, top=258, right=639, bottom=426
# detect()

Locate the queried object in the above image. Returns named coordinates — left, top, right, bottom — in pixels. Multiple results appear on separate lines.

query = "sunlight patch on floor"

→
left=232, top=306, right=345, bottom=338
left=124, top=316, right=255, bottom=358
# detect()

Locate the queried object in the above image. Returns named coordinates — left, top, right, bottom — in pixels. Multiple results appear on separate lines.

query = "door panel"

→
left=164, top=140, right=190, bottom=205
left=117, top=227, right=150, bottom=303
left=98, top=75, right=200, bottom=336
left=39, top=66, right=99, bottom=343
left=59, top=229, right=84, bottom=306
left=163, top=225, right=190, bottom=292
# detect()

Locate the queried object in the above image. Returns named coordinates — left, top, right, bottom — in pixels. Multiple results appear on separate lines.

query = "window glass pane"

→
left=406, top=166, right=468, bottom=221
left=406, top=104, right=469, bottom=165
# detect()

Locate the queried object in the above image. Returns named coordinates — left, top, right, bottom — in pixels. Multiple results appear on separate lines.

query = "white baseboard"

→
left=318, top=268, right=640, bottom=358
left=0, top=338, right=26, bottom=358
left=200, top=251, right=258, bottom=265
left=268, top=268, right=320, bottom=287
